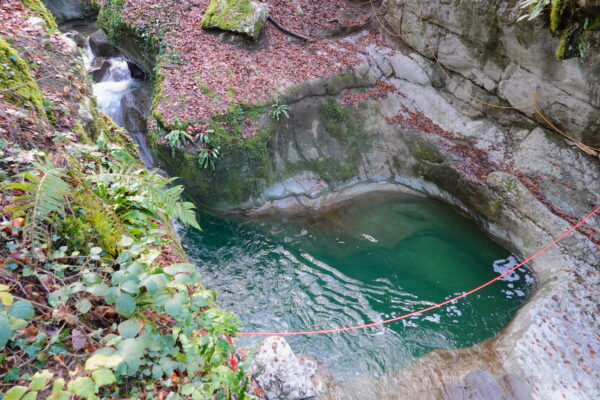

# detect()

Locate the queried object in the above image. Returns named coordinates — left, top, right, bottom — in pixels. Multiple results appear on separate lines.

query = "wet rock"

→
left=201, top=0, right=269, bottom=40
left=90, top=59, right=111, bottom=82
left=250, top=336, right=317, bottom=400
left=63, top=30, right=86, bottom=48
left=127, top=61, right=145, bottom=80
left=89, top=30, right=120, bottom=58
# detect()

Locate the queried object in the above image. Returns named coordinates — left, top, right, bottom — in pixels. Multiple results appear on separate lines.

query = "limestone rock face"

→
left=381, top=0, right=600, bottom=147
left=201, top=0, right=268, bottom=40
left=250, top=336, right=317, bottom=400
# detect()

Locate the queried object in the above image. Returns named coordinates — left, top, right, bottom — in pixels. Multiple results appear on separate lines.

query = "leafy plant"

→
left=197, top=132, right=221, bottom=171
left=165, top=129, right=193, bottom=153
left=271, top=101, right=290, bottom=121
left=86, top=161, right=201, bottom=230
left=518, top=0, right=551, bottom=21
left=5, top=159, right=70, bottom=246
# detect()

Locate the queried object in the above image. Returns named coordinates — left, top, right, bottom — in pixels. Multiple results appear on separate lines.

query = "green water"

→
left=181, top=192, right=535, bottom=379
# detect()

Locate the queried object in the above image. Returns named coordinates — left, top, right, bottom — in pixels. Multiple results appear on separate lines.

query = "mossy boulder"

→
left=0, top=39, right=45, bottom=115
left=201, top=0, right=268, bottom=40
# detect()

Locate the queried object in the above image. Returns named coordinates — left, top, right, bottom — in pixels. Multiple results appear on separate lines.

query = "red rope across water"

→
left=238, top=205, right=600, bottom=336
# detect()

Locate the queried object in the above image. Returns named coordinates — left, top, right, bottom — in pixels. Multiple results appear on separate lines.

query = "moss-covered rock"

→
left=201, top=0, right=268, bottom=40
left=155, top=105, right=275, bottom=210
left=23, top=0, right=59, bottom=30
left=0, top=39, right=45, bottom=115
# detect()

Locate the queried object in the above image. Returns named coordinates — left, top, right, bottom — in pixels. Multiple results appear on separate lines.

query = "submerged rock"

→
left=250, top=336, right=317, bottom=400
left=201, top=0, right=268, bottom=40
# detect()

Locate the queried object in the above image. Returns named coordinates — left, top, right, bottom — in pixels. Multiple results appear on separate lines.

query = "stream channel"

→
left=65, top=21, right=536, bottom=389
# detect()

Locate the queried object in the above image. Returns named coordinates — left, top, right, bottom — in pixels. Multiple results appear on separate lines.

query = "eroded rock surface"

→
left=250, top=336, right=318, bottom=400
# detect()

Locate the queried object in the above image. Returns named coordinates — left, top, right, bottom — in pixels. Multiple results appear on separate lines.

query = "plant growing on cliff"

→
left=163, top=117, right=194, bottom=156
left=518, top=0, right=552, bottom=22
left=518, top=0, right=598, bottom=60
left=271, top=100, right=290, bottom=121
left=198, top=132, right=220, bottom=171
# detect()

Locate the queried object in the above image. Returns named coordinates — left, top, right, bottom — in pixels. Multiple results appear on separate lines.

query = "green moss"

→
left=73, top=122, right=93, bottom=144
left=412, top=139, right=444, bottom=164
left=154, top=104, right=276, bottom=209
left=74, top=189, right=126, bottom=255
left=287, top=157, right=359, bottom=184
left=550, top=0, right=568, bottom=32
left=201, top=0, right=265, bottom=39
left=555, top=29, right=570, bottom=59
left=22, top=0, right=58, bottom=31
left=0, top=39, right=45, bottom=115
left=56, top=214, right=95, bottom=253
left=318, top=98, right=369, bottom=153
left=482, top=198, right=504, bottom=218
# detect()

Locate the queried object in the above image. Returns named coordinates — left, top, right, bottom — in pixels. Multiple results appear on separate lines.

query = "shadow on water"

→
left=180, top=192, right=535, bottom=383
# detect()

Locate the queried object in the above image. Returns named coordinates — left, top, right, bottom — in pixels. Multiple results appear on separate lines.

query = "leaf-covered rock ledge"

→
left=0, top=1, right=249, bottom=398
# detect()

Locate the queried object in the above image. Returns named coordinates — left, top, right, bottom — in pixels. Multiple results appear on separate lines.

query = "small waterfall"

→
left=81, top=41, right=156, bottom=168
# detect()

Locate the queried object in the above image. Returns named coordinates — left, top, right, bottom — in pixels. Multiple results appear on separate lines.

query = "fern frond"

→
left=85, top=162, right=200, bottom=230
left=6, top=160, right=70, bottom=246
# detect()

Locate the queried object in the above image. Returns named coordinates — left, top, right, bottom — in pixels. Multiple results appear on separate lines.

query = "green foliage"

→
left=2, top=161, right=247, bottom=398
left=86, top=161, right=201, bottom=230
left=518, top=0, right=595, bottom=61
left=0, top=285, right=34, bottom=349
left=5, top=160, right=69, bottom=246
left=156, top=104, right=275, bottom=209
left=162, top=117, right=194, bottom=156
left=198, top=133, right=221, bottom=171
left=518, top=0, right=551, bottom=21
left=270, top=101, right=290, bottom=121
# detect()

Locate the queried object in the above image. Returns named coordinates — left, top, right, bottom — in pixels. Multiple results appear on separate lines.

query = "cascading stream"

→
left=78, top=35, right=156, bottom=168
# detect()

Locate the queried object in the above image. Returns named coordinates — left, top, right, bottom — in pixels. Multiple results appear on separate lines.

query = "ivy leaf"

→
left=115, top=294, right=136, bottom=317
left=0, top=291, right=14, bottom=306
left=0, top=315, right=12, bottom=348
left=90, top=247, right=103, bottom=260
left=120, top=280, right=140, bottom=295
left=28, top=370, right=53, bottom=390
left=117, top=235, right=134, bottom=247
left=118, top=320, right=142, bottom=339
left=22, top=391, right=37, bottom=400
left=68, top=377, right=96, bottom=398
left=50, top=378, right=70, bottom=400
left=87, top=283, right=109, bottom=297
left=164, top=296, right=183, bottom=318
left=76, top=299, right=92, bottom=314
left=9, top=300, right=34, bottom=319
left=3, top=385, right=28, bottom=400
left=92, top=368, right=116, bottom=386
left=85, top=353, right=124, bottom=370
left=163, top=263, right=196, bottom=275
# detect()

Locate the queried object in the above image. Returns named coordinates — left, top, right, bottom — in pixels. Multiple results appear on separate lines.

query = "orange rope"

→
left=238, top=205, right=600, bottom=336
